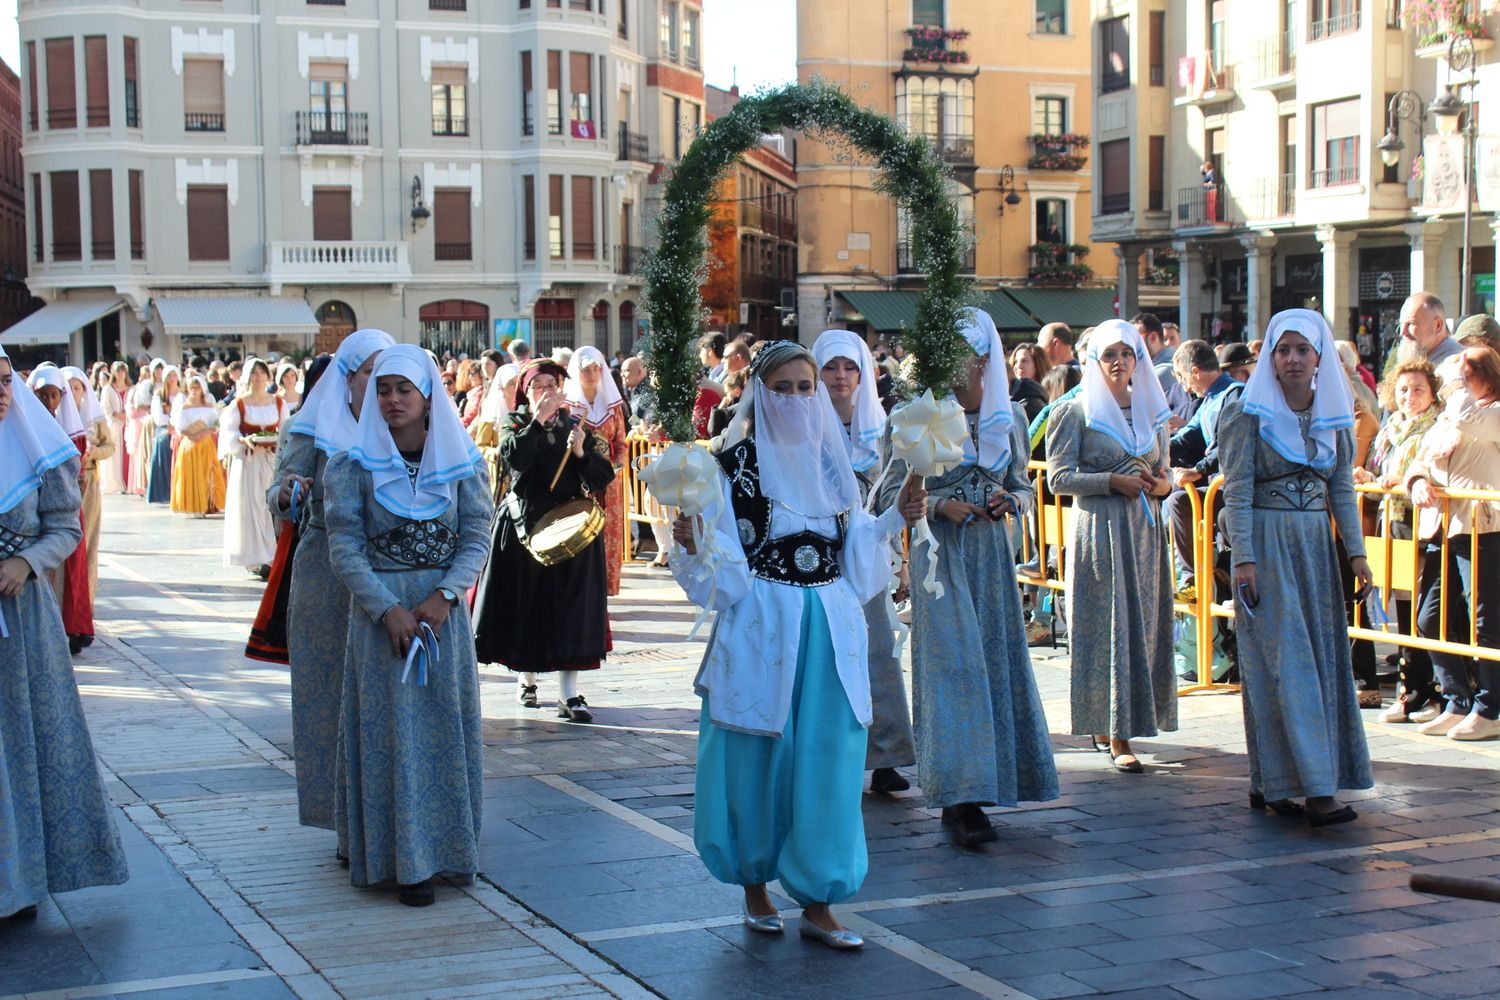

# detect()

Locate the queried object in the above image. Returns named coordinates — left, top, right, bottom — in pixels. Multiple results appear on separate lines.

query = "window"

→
left=619, top=0, right=629, bottom=38
left=308, top=63, right=348, bottom=141
left=1033, top=96, right=1066, bottom=135
left=546, top=51, right=562, bottom=134
left=912, top=0, right=943, bottom=27
left=183, top=59, right=225, bottom=131
left=1036, top=198, right=1067, bottom=244
left=669, top=95, right=682, bottom=159
left=1099, top=16, right=1130, bottom=93
left=186, top=186, right=229, bottom=261
left=49, top=172, right=80, bottom=260
left=896, top=76, right=974, bottom=158
left=1209, top=0, right=1228, bottom=67
left=569, top=52, right=593, bottom=135
left=1035, top=0, right=1066, bottom=34
left=660, top=2, right=679, bottom=60
left=683, top=8, right=701, bottom=68
left=533, top=298, right=576, bottom=355
left=312, top=188, right=352, bottom=241
left=128, top=169, right=144, bottom=259
left=124, top=38, right=140, bottom=127
left=433, top=189, right=472, bottom=260
left=31, top=174, right=42, bottom=261
left=1099, top=138, right=1130, bottom=213
left=84, top=37, right=108, bottom=127
left=26, top=42, right=37, bottom=130
left=420, top=300, right=489, bottom=359
left=46, top=38, right=77, bottom=129
left=548, top=175, right=564, bottom=258
left=431, top=68, right=468, bottom=135
left=571, top=176, right=596, bottom=258
left=523, top=175, right=537, bottom=259
left=1311, top=0, right=1360, bottom=40
left=521, top=51, right=534, bottom=135
left=1149, top=11, right=1165, bottom=86
left=89, top=169, right=113, bottom=258
left=1311, top=97, right=1360, bottom=186
left=1148, top=135, right=1165, bottom=211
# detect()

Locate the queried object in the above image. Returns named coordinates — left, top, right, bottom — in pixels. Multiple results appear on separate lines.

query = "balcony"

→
left=1310, top=10, right=1361, bottom=41
left=295, top=111, right=369, bottom=146
left=85, top=104, right=108, bottom=127
left=1175, top=54, right=1235, bottom=107
left=739, top=203, right=796, bottom=240
left=434, top=242, right=471, bottom=261
left=430, top=0, right=466, bottom=10
left=1250, top=31, right=1296, bottom=89
left=1310, top=165, right=1360, bottom=189
left=265, top=241, right=412, bottom=286
left=1177, top=184, right=1235, bottom=229
left=1028, top=243, right=1094, bottom=286
left=1028, top=134, right=1090, bottom=172
left=615, top=244, right=645, bottom=275
left=433, top=115, right=468, bottom=137
left=618, top=124, right=649, bottom=162
left=897, top=241, right=976, bottom=274
left=936, top=134, right=975, bottom=165
left=1247, top=173, right=1296, bottom=220
left=47, top=106, right=76, bottom=129
left=185, top=112, right=225, bottom=132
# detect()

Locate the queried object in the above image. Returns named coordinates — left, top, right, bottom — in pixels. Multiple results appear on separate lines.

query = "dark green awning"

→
left=836, top=289, right=1037, bottom=334
left=999, top=286, right=1119, bottom=328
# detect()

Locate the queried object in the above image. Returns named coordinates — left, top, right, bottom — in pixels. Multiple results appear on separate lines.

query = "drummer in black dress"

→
left=473, top=358, right=615, bottom=721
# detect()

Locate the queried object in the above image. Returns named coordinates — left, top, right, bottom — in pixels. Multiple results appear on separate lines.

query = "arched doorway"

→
left=418, top=299, right=489, bottom=359
left=618, top=301, right=636, bottom=355
left=592, top=300, right=610, bottom=350
left=315, top=300, right=357, bottom=355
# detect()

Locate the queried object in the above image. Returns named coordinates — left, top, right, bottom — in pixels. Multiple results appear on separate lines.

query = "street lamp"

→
left=996, top=164, right=1022, bottom=215
left=1378, top=90, right=1425, bottom=168
left=1443, top=35, right=1479, bottom=316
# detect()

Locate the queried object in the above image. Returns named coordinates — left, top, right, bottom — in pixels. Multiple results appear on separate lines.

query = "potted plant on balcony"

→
left=1406, top=0, right=1494, bottom=57
left=1027, top=133, right=1090, bottom=171
left=1028, top=243, right=1094, bottom=285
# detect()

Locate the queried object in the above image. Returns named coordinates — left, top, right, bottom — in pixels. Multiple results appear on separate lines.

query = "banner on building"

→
left=1477, top=136, right=1500, bottom=213
left=1423, top=135, right=1468, bottom=214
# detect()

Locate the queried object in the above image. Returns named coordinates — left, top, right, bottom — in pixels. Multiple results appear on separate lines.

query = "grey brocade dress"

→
left=323, top=453, right=494, bottom=888
left=0, top=461, right=128, bottom=916
left=1218, top=398, right=1373, bottom=802
left=1045, top=399, right=1178, bottom=741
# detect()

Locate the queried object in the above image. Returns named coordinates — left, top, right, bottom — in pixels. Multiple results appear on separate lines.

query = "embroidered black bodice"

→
left=718, top=439, right=847, bottom=588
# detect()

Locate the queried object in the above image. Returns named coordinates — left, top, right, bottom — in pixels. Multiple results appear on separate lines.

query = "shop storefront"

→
left=1356, top=247, right=1411, bottom=369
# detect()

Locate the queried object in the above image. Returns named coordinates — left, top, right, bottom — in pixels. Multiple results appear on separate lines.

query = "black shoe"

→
left=4, top=905, right=38, bottom=920
left=1249, top=792, right=1305, bottom=818
left=68, top=635, right=85, bottom=656
left=870, top=768, right=910, bottom=794
left=941, top=804, right=998, bottom=848
left=256, top=564, right=271, bottom=582
left=517, top=684, right=539, bottom=709
left=1307, top=805, right=1358, bottom=828
left=558, top=696, right=593, bottom=723
left=397, top=879, right=435, bottom=907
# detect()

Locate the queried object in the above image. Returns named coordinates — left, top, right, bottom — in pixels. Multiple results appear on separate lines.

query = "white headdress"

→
left=60, top=365, right=105, bottom=425
left=28, top=365, right=86, bottom=437
left=812, top=329, right=886, bottom=473
left=289, top=328, right=396, bottom=453
left=956, top=307, right=1013, bottom=474
left=0, top=345, right=80, bottom=513
left=1081, top=319, right=1172, bottom=456
left=1241, top=308, right=1354, bottom=470
left=564, top=345, right=625, bottom=428
left=346, top=344, right=482, bottom=519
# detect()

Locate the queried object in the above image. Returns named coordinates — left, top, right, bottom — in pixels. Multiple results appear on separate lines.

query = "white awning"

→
left=155, top=296, right=319, bottom=337
left=0, top=297, right=125, bottom=347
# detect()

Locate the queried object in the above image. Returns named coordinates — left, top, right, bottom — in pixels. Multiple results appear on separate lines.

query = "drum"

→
left=525, top=498, right=606, bottom=566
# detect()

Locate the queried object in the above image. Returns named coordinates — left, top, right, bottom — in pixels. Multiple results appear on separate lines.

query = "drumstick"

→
left=548, top=449, right=570, bottom=491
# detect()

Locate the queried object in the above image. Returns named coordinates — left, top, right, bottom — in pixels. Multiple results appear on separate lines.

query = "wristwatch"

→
left=438, top=587, right=458, bottom=604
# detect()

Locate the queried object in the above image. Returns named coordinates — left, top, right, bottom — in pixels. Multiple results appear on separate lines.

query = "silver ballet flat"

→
left=799, top=920, right=864, bottom=950
left=742, top=907, right=784, bottom=934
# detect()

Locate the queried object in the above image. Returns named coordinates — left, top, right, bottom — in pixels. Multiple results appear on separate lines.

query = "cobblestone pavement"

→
left=3, top=493, right=1499, bottom=999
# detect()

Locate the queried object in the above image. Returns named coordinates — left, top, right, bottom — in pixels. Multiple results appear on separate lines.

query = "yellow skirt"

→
left=172, top=434, right=227, bottom=515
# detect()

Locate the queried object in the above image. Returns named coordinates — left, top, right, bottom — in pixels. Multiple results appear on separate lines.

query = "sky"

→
left=0, top=1, right=797, bottom=91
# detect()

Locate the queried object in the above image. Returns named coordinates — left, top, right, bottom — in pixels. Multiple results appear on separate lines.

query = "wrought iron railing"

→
left=185, top=112, right=225, bottom=132
left=296, top=111, right=369, bottom=145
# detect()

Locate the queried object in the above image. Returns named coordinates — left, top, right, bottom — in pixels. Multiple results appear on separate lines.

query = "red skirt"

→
left=245, top=521, right=298, bottom=663
left=60, top=509, right=93, bottom=638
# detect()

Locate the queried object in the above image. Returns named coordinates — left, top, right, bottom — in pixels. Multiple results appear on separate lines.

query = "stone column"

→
left=1407, top=218, right=1448, bottom=301
left=1114, top=244, right=1143, bottom=321
left=1173, top=240, right=1203, bottom=338
left=1316, top=225, right=1356, bottom=339
left=1239, top=231, right=1277, bottom=341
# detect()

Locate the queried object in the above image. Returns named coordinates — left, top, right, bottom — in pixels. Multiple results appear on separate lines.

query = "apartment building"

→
left=0, top=57, right=39, bottom=337
left=4, top=0, right=704, bottom=367
left=797, top=0, right=1115, bottom=344
left=1091, top=0, right=1497, bottom=359
left=702, top=84, right=799, bottom=341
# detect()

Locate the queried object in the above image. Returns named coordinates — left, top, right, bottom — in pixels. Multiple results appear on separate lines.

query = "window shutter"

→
left=89, top=169, right=114, bottom=258
left=548, top=175, right=564, bottom=258
left=308, top=61, right=346, bottom=82
left=128, top=169, right=144, bottom=259
left=45, top=38, right=76, bottom=128
left=84, top=36, right=108, bottom=125
left=312, top=187, right=352, bottom=241
left=183, top=60, right=225, bottom=114
left=571, top=175, right=595, bottom=258
left=523, top=175, right=536, bottom=259
left=433, top=189, right=472, bottom=259
left=431, top=66, right=467, bottom=86
left=31, top=174, right=43, bottom=260
left=570, top=52, right=592, bottom=115
left=49, top=171, right=81, bottom=260
left=186, top=186, right=229, bottom=261
left=124, top=37, right=137, bottom=82
left=26, top=42, right=37, bottom=128
left=1101, top=140, right=1130, bottom=198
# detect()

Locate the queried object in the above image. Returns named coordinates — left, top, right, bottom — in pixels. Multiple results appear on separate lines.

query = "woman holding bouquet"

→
left=171, top=375, right=226, bottom=516
left=221, top=358, right=284, bottom=574
left=671, top=341, right=926, bottom=949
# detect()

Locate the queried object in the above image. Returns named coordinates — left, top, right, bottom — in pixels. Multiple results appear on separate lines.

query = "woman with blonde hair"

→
left=171, top=375, right=226, bottom=517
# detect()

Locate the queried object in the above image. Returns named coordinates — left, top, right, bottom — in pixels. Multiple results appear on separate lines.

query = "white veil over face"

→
left=811, top=329, right=886, bottom=473
left=1241, top=308, right=1354, bottom=469
left=723, top=340, right=860, bottom=519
